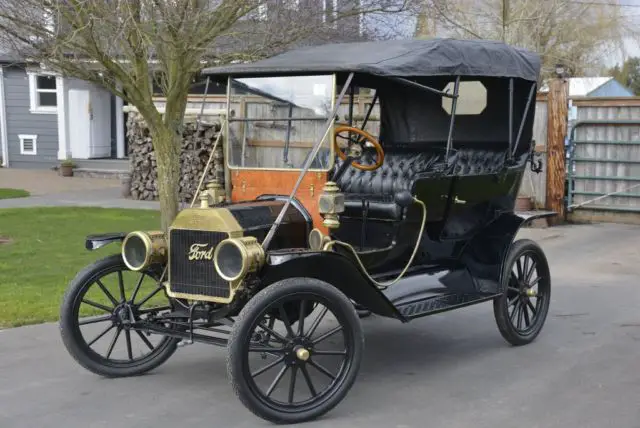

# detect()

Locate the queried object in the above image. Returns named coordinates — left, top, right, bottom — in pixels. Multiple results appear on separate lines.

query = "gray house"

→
left=0, top=56, right=126, bottom=171
left=0, top=1, right=368, bottom=171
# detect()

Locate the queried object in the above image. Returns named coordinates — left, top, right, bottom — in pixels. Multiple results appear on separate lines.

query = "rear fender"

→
left=459, top=210, right=556, bottom=293
left=85, top=233, right=127, bottom=251
left=260, top=250, right=404, bottom=320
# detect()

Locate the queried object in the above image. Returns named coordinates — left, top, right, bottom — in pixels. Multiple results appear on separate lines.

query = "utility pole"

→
left=545, top=64, right=569, bottom=225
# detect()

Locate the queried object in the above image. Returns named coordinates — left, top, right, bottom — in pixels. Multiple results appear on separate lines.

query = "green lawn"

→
left=0, top=207, right=160, bottom=327
left=0, top=188, right=30, bottom=199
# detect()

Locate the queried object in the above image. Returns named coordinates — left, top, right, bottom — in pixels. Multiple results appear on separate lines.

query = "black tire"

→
left=493, top=239, right=551, bottom=346
left=227, top=278, right=364, bottom=424
left=59, top=254, right=179, bottom=378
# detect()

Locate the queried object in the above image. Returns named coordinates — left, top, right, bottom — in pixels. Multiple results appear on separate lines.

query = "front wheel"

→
left=493, top=239, right=551, bottom=346
left=59, top=254, right=179, bottom=378
left=227, top=278, right=364, bottom=424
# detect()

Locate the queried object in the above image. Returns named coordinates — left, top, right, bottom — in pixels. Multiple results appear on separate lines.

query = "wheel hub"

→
left=114, top=303, right=135, bottom=327
left=283, top=338, right=314, bottom=365
left=295, top=346, right=310, bottom=361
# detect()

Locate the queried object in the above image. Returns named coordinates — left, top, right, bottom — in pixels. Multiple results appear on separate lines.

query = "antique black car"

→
left=59, top=38, right=554, bottom=424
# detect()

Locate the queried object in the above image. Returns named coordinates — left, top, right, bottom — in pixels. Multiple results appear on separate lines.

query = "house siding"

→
left=4, top=66, right=59, bottom=168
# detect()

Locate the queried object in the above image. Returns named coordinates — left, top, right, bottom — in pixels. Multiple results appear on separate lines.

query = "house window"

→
left=28, top=73, right=58, bottom=114
left=19, top=134, right=38, bottom=155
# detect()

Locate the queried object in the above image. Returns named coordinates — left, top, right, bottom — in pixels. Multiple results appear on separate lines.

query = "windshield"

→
left=226, top=75, right=335, bottom=171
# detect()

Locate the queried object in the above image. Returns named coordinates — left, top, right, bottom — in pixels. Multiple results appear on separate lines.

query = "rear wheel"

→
left=493, top=239, right=551, bottom=346
left=59, top=254, right=179, bottom=378
left=227, top=278, right=364, bottom=424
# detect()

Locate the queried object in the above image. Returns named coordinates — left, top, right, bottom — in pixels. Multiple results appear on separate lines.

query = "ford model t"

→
left=59, top=38, right=554, bottom=424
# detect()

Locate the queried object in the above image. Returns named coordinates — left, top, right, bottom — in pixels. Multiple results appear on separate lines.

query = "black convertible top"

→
left=202, top=38, right=541, bottom=82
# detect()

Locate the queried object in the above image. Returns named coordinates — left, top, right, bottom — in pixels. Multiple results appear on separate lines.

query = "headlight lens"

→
left=214, top=236, right=265, bottom=282
left=214, top=240, right=246, bottom=281
left=123, top=234, right=148, bottom=270
left=121, top=231, right=166, bottom=271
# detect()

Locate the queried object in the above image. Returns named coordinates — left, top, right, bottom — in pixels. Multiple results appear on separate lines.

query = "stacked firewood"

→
left=126, top=112, right=224, bottom=202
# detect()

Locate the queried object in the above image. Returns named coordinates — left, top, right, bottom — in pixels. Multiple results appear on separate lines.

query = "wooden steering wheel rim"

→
left=333, top=125, right=384, bottom=171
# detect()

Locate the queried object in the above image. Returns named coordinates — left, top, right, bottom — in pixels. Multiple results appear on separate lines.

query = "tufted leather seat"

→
left=334, top=150, right=443, bottom=220
left=335, top=150, right=441, bottom=195
left=333, top=147, right=510, bottom=220
left=448, top=149, right=507, bottom=175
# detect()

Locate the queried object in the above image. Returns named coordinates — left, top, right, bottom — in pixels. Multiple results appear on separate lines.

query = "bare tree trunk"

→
left=152, top=127, right=182, bottom=232
left=0, top=0, right=411, bottom=233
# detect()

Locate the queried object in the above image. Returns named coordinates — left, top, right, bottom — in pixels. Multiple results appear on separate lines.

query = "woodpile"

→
left=126, top=112, right=225, bottom=202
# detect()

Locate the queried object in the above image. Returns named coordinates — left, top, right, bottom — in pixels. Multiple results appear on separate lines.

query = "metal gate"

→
left=567, top=119, right=640, bottom=214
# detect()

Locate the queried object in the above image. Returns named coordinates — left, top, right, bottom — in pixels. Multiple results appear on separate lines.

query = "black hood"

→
left=225, top=197, right=311, bottom=250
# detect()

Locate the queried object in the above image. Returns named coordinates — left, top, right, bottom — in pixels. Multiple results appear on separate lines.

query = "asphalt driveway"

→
left=1, top=223, right=640, bottom=428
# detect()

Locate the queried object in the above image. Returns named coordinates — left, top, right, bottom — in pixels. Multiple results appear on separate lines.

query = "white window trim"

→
left=19, top=134, right=38, bottom=155
left=28, top=71, right=58, bottom=114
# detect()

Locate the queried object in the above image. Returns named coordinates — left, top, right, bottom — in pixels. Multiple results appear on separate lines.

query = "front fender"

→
left=260, top=250, right=404, bottom=320
left=85, top=232, right=127, bottom=251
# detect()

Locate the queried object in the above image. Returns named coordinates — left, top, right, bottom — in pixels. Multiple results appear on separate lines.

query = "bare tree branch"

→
left=0, top=0, right=408, bottom=229
left=418, top=0, right=636, bottom=78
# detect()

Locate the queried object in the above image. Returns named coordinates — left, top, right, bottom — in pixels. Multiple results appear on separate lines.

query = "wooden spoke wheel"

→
left=493, top=239, right=551, bottom=346
left=227, top=278, right=364, bottom=424
left=59, top=254, right=179, bottom=377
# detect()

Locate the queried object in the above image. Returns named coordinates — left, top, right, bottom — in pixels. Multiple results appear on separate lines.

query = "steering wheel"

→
left=333, top=125, right=384, bottom=171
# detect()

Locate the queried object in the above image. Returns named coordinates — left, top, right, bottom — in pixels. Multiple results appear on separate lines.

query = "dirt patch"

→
left=0, top=236, right=13, bottom=245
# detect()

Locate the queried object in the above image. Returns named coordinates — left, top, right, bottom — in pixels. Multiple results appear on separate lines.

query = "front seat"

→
left=334, top=150, right=438, bottom=220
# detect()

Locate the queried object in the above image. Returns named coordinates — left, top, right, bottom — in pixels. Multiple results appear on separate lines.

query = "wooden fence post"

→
left=545, top=73, right=569, bottom=224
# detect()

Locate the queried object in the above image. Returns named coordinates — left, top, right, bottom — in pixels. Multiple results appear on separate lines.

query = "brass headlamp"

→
left=318, top=181, right=345, bottom=229
left=213, top=236, right=265, bottom=282
left=308, top=228, right=331, bottom=251
left=121, top=231, right=167, bottom=271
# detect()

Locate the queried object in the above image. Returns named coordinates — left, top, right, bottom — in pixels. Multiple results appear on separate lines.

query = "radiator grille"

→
left=168, top=229, right=229, bottom=298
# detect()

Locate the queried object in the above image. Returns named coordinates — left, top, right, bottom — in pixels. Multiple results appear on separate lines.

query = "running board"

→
left=395, top=293, right=497, bottom=320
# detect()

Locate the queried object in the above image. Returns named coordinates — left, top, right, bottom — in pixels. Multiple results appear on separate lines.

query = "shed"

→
left=540, top=77, right=634, bottom=97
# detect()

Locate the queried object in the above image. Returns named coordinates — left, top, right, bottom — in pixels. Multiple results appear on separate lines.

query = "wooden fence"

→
left=148, top=95, right=382, bottom=169
left=147, top=93, right=640, bottom=223
left=149, top=94, right=548, bottom=200
left=519, top=94, right=549, bottom=208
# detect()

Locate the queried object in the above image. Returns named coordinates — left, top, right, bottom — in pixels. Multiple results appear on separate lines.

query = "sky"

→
left=617, top=0, right=640, bottom=64
left=366, top=0, right=640, bottom=70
